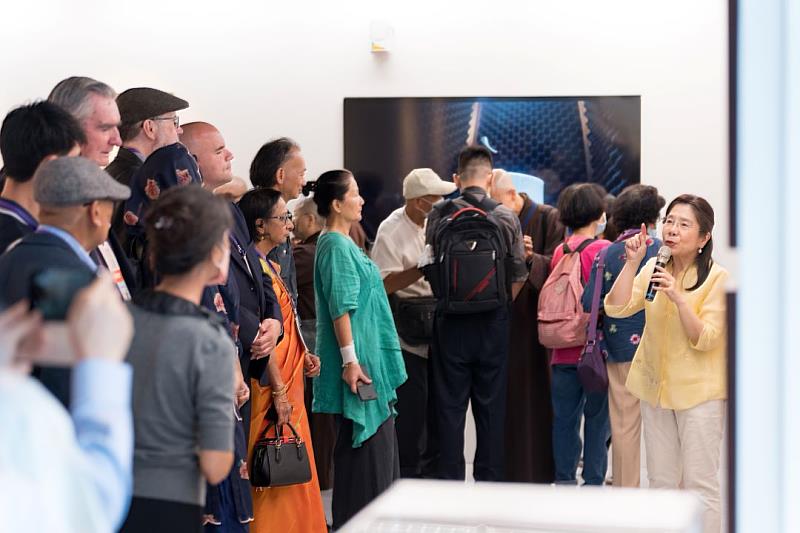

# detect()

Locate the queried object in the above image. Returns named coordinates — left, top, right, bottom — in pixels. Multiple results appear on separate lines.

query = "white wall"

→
left=0, top=0, right=733, bottom=271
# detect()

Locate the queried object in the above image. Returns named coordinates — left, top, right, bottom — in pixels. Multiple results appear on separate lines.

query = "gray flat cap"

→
left=116, top=87, right=189, bottom=125
left=34, top=156, right=131, bottom=206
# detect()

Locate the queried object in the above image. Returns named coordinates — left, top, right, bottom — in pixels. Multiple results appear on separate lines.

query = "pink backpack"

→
left=537, top=239, right=595, bottom=349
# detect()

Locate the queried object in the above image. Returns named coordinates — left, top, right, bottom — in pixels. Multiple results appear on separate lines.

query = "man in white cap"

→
left=370, top=167, right=455, bottom=478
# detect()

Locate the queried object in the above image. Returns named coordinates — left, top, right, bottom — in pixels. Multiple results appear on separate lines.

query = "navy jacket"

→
left=228, top=202, right=282, bottom=381
left=0, top=231, right=96, bottom=406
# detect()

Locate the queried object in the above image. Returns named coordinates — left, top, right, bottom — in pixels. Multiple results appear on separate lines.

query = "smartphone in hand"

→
left=355, top=366, right=378, bottom=401
left=356, top=381, right=378, bottom=401
left=31, top=268, right=95, bottom=320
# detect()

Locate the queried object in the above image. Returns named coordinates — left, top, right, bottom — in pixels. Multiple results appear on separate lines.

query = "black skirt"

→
left=119, top=496, right=204, bottom=533
left=332, top=415, right=400, bottom=530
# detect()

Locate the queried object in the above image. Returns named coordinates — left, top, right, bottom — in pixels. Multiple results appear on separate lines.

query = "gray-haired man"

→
left=48, top=76, right=122, bottom=167
left=48, top=76, right=137, bottom=295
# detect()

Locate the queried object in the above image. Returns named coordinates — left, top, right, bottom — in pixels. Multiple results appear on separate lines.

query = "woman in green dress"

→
left=309, top=170, right=407, bottom=529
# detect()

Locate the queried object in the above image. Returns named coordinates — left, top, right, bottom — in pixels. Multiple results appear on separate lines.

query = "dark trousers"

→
left=550, top=364, right=611, bottom=485
left=396, top=348, right=439, bottom=478
left=332, top=415, right=400, bottom=530
left=120, top=496, right=204, bottom=533
left=432, top=306, right=510, bottom=481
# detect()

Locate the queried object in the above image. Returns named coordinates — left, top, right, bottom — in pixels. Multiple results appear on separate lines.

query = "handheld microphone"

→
left=645, top=246, right=672, bottom=302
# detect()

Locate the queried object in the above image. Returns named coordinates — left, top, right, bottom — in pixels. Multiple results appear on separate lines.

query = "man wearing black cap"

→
left=106, top=87, right=189, bottom=188
left=0, top=156, right=131, bottom=407
left=106, top=87, right=188, bottom=246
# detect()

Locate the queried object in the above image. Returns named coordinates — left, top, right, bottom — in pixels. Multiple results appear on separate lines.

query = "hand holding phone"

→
left=31, top=268, right=95, bottom=321
left=356, top=381, right=378, bottom=401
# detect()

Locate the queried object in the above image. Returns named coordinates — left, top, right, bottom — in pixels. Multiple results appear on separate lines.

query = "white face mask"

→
left=595, top=213, right=607, bottom=236
left=648, top=227, right=660, bottom=240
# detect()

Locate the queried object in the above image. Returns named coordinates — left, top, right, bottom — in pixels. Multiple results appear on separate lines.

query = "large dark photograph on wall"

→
left=344, top=96, right=641, bottom=238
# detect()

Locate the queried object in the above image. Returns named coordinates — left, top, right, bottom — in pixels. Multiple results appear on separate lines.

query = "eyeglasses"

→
left=662, top=217, right=694, bottom=231
left=151, top=115, right=180, bottom=128
left=267, top=213, right=293, bottom=224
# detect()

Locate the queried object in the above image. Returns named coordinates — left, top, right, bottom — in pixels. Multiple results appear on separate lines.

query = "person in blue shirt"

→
left=0, top=274, right=135, bottom=533
left=582, top=184, right=665, bottom=488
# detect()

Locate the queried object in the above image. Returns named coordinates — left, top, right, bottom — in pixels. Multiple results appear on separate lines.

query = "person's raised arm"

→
left=606, top=224, right=648, bottom=307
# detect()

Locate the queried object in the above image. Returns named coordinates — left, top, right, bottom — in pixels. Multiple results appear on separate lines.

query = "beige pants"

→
left=641, top=399, right=726, bottom=533
left=607, top=361, right=641, bottom=487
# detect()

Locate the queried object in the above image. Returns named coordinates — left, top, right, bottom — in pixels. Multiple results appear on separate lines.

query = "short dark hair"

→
left=457, top=145, right=494, bottom=180
left=144, top=185, right=232, bottom=276
left=249, top=137, right=300, bottom=188
left=0, top=101, right=86, bottom=183
left=238, top=187, right=283, bottom=243
left=557, top=182, right=605, bottom=230
left=612, top=184, right=666, bottom=231
left=310, top=170, right=352, bottom=218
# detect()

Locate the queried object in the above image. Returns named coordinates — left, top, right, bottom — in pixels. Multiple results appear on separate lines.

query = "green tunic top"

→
left=312, top=231, right=407, bottom=447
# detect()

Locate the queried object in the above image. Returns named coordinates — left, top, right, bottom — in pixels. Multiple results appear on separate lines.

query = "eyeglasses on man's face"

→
left=150, top=115, right=180, bottom=128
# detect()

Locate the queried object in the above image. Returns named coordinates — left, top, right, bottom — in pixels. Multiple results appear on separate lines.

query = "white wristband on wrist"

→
left=340, top=343, right=358, bottom=367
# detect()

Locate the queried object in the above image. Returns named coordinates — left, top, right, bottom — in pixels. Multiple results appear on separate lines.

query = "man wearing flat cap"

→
left=106, top=87, right=188, bottom=188
left=0, top=156, right=131, bottom=407
left=371, top=168, right=456, bottom=478
left=105, top=87, right=187, bottom=245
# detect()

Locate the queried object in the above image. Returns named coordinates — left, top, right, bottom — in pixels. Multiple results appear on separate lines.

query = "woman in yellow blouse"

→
left=605, top=195, right=727, bottom=533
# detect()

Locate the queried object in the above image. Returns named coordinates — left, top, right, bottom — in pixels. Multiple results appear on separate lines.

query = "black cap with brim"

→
left=116, top=87, right=189, bottom=125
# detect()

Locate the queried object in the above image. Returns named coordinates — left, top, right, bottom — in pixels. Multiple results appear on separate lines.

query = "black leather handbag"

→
left=249, top=422, right=312, bottom=488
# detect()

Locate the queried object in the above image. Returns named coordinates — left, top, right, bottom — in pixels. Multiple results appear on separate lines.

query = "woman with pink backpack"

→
left=539, top=183, right=611, bottom=486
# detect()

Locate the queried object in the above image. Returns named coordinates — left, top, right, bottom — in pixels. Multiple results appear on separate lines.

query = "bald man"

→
left=489, top=168, right=565, bottom=483
left=180, top=122, right=235, bottom=192
left=180, top=121, right=282, bottom=389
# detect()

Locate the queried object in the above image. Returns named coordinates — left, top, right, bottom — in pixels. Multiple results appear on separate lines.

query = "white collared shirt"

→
left=371, top=206, right=432, bottom=357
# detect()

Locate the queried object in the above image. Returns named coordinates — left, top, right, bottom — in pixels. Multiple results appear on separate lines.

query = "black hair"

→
left=457, top=145, right=494, bottom=179
left=665, top=194, right=715, bottom=291
left=249, top=137, right=300, bottom=188
left=0, top=101, right=86, bottom=183
left=238, top=187, right=283, bottom=244
left=144, top=185, right=232, bottom=276
left=556, top=183, right=605, bottom=230
left=309, top=170, right=352, bottom=218
left=612, top=184, right=666, bottom=231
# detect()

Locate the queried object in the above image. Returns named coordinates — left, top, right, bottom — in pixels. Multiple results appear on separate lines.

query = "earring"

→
left=698, top=248, right=703, bottom=254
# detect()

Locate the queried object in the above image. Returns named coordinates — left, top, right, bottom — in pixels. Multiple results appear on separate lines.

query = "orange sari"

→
left=248, top=258, right=327, bottom=533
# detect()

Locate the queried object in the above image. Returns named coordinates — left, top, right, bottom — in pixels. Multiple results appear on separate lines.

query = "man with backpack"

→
left=422, top=146, right=527, bottom=481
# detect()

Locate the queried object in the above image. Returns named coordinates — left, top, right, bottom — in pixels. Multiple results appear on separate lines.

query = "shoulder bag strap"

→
left=585, top=247, right=610, bottom=345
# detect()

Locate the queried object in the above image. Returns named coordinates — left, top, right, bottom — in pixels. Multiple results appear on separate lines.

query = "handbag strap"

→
left=585, top=246, right=610, bottom=346
left=258, top=420, right=302, bottom=442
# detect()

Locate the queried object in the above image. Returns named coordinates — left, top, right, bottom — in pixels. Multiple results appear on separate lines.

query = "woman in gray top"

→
left=120, top=186, right=238, bottom=533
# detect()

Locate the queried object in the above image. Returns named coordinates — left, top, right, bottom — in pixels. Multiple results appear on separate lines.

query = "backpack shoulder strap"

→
left=562, top=237, right=596, bottom=255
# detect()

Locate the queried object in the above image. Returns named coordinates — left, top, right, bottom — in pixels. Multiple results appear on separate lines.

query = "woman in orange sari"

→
left=239, top=188, right=326, bottom=533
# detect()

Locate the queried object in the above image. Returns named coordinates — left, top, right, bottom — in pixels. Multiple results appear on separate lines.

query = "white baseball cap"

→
left=402, top=168, right=457, bottom=200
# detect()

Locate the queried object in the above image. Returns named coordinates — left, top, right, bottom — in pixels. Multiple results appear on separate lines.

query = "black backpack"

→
left=425, top=193, right=511, bottom=314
